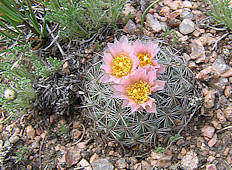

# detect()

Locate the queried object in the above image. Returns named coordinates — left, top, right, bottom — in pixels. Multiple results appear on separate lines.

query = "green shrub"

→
left=44, top=0, right=126, bottom=39
left=207, top=0, right=232, bottom=31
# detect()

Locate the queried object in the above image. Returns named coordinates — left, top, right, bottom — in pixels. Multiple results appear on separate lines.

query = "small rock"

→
left=181, top=151, right=199, bottom=170
left=206, top=164, right=217, bottom=170
left=226, top=155, right=232, bottom=164
left=183, top=1, right=193, bottom=8
left=122, top=4, right=136, bottom=17
left=196, top=66, right=220, bottom=81
left=150, top=150, right=173, bottom=168
left=26, top=125, right=36, bottom=140
left=71, top=129, right=82, bottom=140
left=209, top=78, right=228, bottom=92
left=224, top=85, right=231, bottom=98
left=164, top=0, right=183, bottom=10
left=216, top=109, right=227, bottom=124
left=212, top=56, right=228, bottom=74
left=180, top=8, right=194, bottom=20
left=9, top=135, right=19, bottom=144
left=146, top=14, right=162, bottom=33
left=224, top=106, right=232, bottom=122
left=211, top=120, right=222, bottom=130
left=62, top=61, right=70, bottom=74
left=208, top=134, right=217, bottom=147
left=90, top=153, right=99, bottom=163
left=123, top=19, right=137, bottom=33
left=207, top=156, right=216, bottom=163
left=221, top=68, right=232, bottom=78
left=169, top=19, right=181, bottom=27
left=201, top=125, right=215, bottom=139
left=79, top=159, right=92, bottom=170
left=189, top=39, right=206, bottom=63
left=91, top=159, right=114, bottom=170
left=179, top=19, right=195, bottom=35
left=115, top=158, right=127, bottom=169
left=204, top=90, right=216, bottom=109
left=199, top=33, right=216, bottom=46
left=159, top=6, right=170, bottom=17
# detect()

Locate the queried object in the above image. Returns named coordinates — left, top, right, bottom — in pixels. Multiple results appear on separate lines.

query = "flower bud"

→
left=4, top=88, right=17, bottom=101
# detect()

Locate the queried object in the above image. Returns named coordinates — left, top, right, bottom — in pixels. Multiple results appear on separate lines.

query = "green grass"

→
left=207, top=0, right=232, bottom=31
left=44, top=0, right=126, bottom=39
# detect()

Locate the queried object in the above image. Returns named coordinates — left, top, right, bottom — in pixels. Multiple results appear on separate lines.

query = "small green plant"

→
left=207, top=0, right=232, bottom=31
left=57, top=122, right=69, bottom=136
left=0, top=44, right=62, bottom=122
left=44, top=0, right=126, bottom=39
left=155, top=145, right=166, bottom=153
left=14, top=146, right=29, bottom=163
left=162, top=28, right=179, bottom=45
left=0, top=0, right=47, bottom=45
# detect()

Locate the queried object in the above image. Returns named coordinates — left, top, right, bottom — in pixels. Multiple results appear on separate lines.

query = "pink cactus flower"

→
left=133, top=40, right=165, bottom=74
left=112, top=67, right=165, bottom=113
left=101, top=36, right=140, bottom=83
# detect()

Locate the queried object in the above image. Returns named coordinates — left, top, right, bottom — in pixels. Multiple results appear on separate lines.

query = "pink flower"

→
left=133, top=40, right=165, bottom=74
left=101, top=36, right=140, bottom=83
left=112, top=67, right=165, bottom=113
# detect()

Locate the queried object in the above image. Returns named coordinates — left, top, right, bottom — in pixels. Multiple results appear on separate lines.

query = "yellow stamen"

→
left=138, top=52, right=154, bottom=67
left=112, top=54, right=132, bottom=77
left=126, top=80, right=151, bottom=104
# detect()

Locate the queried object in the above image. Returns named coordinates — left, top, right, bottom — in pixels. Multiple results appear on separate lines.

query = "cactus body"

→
left=85, top=47, right=202, bottom=146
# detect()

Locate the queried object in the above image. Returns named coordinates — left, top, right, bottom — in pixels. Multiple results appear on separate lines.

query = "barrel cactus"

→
left=84, top=37, right=202, bottom=146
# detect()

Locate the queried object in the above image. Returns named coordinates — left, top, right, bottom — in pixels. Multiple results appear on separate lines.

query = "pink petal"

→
left=151, top=80, right=166, bottom=92
left=146, top=102, right=157, bottom=113
left=100, top=74, right=111, bottom=83
left=101, top=64, right=111, bottom=73
left=103, top=52, right=113, bottom=66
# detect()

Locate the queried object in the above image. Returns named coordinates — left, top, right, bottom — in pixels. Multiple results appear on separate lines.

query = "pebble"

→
left=150, top=150, right=173, bottom=168
left=183, top=1, right=193, bottom=8
left=224, top=85, right=231, bottom=98
left=146, top=14, right=162, bottom=33
left=221, top=68, right=232, bottom=78
left=208, top=134, right=217, bottom=147
left=216, top=109, right=227, bottom=124
left=212, top=56, right=228, bottom=74
left=204, top=90, right=216, bottom=109
left=115, top=158, right=127, bottom=169
left=201, top=125, right=215, bottom=139
left=226, top=155, right=232, bottom=164
left=224, top=106, right=232, bottom=122
left=8, top=135, right=19, bottom=144
left=159, top=6, right=170, bottom=17
left=26, top=125, right=36, bottom=140
left=181, top=151, right=199, bottom=170
left=206, top=164, right=217, bottom=170
left=196, top=66, right=220, bottom=81
left=91, top=159, right=114, bottom=170
left=189, top=39, right=206, bottom=63
left=123, top=19, right=137, bottom=33
left=211, top=120, right=222, bottom=129
left=164, top=0, right=183, bottom=10
left=90, top=153, right=99, bottom=163
left=122, top=4, right=136, bottom=17
left=209, top=78, right=228, bottom=92
left=179, top=19, right=195, bottom=35
left=180, top=8, right=194, bottom=20
left=79, top=159, right=92, bottom=170
left=71, top=129, right=82, bottom=140
left=207, top=156, right=216, bottom=163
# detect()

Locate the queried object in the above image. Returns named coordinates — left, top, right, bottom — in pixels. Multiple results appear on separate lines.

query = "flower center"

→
left=138, top=52, right=153, bottom=67
left=112, top=54, right=132, bottom=77
left=126, top=80, right=151, bottom=104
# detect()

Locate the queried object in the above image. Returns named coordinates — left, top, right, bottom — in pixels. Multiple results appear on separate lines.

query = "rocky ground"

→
left=0, top=0, right=232, bottom=170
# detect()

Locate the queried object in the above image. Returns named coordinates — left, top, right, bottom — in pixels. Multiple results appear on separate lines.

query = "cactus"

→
left=84, top=46, right=202, bottom=146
